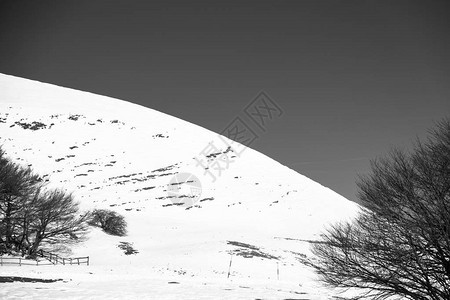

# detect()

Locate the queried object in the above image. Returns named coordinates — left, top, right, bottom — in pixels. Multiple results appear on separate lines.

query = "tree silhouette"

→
left=303, top=119, right=450, bottom=300
left=0, top=147, right=88, bottom=256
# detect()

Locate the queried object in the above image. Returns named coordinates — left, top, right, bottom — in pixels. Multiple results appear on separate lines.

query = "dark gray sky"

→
left=1, top=1, right=449, bottom=202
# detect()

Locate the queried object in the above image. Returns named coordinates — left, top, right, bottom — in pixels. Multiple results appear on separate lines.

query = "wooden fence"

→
left=0, top=256, right=52, bottom=266
left=0, top=250, right=89, bottom=266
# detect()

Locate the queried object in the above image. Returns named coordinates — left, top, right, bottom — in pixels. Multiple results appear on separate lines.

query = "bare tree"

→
left=302, top=119, right=450, bottom=300
left=0, top=150, right=41, bottom=252
left=0, top=146, right=89, bottom=256
left=27, top=189, right=89, bottom=256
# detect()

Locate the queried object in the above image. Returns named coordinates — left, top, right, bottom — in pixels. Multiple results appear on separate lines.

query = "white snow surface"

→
left=0, top=73, right=360, bottom=299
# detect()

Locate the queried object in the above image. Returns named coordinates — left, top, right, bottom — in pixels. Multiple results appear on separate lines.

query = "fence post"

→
left=19, top=258, right=22, bottom=266
left=87, top=257, right=89, bottom=266
left=227, top=254, right=233, bottom=279
left=277, top=262, right=280, bottom=280
left=77, top=258, right=80, bottom=265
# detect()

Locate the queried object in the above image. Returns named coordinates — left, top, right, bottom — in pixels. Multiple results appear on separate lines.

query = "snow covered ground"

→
left=0, top=73, right=359, bottom=299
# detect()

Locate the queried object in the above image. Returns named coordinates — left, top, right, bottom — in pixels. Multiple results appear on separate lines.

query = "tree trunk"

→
left=4, top=200, right=13, bottom=249
left=28, top=234, right=43, bottom=257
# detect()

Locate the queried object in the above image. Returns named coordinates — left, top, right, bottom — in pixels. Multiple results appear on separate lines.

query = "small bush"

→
left=88, top=209, right=127, bottom=236
left=118, top=242, right=138, bottom=255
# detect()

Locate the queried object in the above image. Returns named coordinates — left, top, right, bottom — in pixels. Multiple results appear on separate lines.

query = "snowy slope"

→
left=0, top=73, right=359, bottom=299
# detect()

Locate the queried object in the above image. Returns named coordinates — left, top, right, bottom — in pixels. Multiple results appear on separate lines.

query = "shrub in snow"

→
left=118, top=241, right=138, bottom=255
left=88, top=209, right=127, bottom=236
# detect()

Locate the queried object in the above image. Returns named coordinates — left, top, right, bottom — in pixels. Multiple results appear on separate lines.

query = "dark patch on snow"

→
left=227, top=241, right=279, bottom=260
left=151, top=164, right=178, bottom=173
left=68, top=114, right=84, bottom=121
left=133, top=186, right=155, bottom=192
left=0, top=276, right=62, bottom=283
left=162, top=202, right=184, bottom=207
left=199, top=197, right=214, bottom=202
left=13, top=121, right=47, bottom=130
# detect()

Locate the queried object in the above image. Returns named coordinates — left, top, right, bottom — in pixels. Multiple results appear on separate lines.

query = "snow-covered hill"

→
left=0, top=73, right=359, bottom=299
